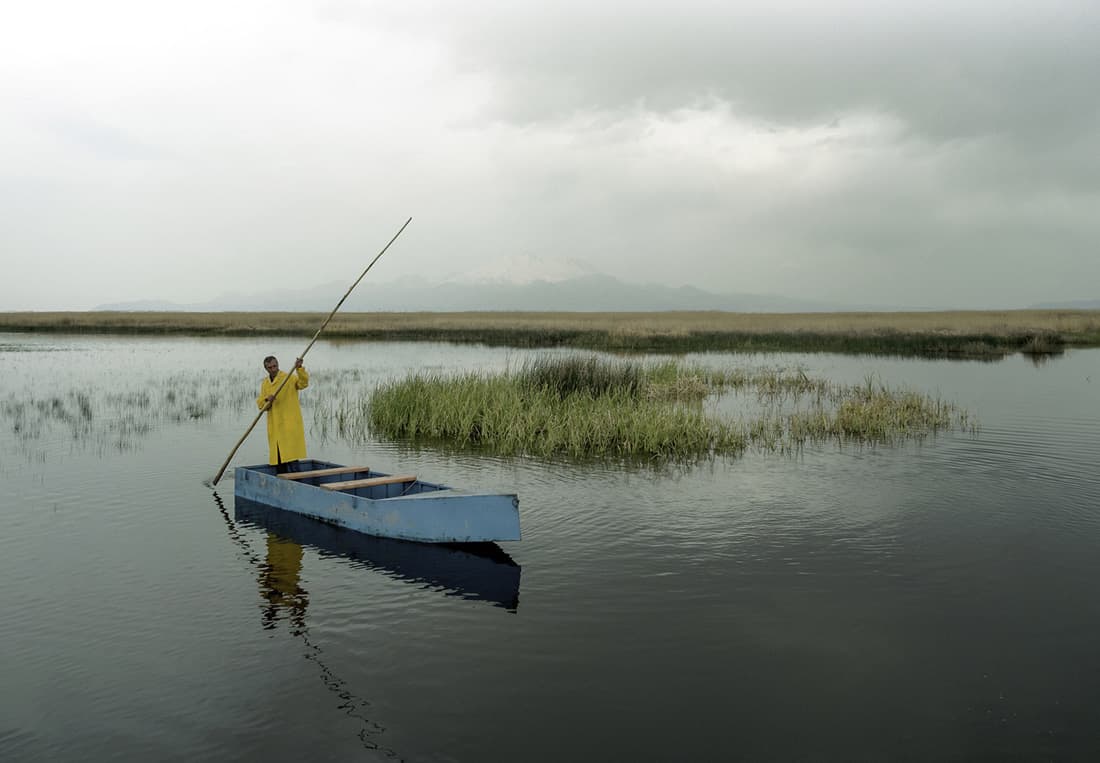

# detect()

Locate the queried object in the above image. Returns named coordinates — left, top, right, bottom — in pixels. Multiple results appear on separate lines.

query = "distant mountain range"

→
left=96, top=273, right=883, bottom=313
left=1026, top=299, right=1100, bottom=310
left=94, top=253, right=1095, bottom=313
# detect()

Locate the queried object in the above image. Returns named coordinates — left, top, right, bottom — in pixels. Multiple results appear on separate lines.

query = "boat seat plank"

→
left=321, top=474, right=418, bottom=492
left=278, top=465, right=372, bottom=480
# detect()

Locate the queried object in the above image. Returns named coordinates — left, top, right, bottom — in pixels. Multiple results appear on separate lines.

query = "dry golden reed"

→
left=4, top=309, right=1099, bottom=357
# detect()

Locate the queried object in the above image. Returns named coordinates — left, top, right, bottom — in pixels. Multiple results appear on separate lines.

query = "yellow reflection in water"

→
left=258, top=534, right=309, bottom=631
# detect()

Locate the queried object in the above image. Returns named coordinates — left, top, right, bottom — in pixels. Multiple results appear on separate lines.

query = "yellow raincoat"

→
left=257, top=367, right=310, bottom=464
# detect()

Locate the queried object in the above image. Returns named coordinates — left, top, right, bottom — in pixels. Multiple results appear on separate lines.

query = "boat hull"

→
left=234, top=460, right=521, bottom=543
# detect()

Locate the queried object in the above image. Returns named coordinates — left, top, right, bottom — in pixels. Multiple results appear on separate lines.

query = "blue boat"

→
left=234, top=459, right=521, bottom=544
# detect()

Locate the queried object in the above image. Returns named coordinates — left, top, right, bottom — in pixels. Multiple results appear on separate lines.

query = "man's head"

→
left=263, top=356, right=279, bottom=376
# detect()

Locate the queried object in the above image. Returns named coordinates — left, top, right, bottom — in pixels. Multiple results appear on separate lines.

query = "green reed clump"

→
left=643, top=362, right=832, bottom=402
left=359, top=355, right=973, bottom=462
left=643, top=360, right=724, bottom=400
left=1019, top=331, right=1065, bottom=356
left=367, top=369, right=746, bottom=459
left=518, top=355, right=643, bottom=398
left=783, top=381, right=968, bottom=446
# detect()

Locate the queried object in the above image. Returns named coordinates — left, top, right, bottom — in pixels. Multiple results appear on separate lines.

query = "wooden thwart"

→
left=321, top=474, right=418, bottom=492
left=278, top=465, right=371, bottom=480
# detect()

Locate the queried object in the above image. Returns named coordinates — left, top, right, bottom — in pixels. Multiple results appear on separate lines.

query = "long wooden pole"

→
left=211, top=217, right=412, bottom=485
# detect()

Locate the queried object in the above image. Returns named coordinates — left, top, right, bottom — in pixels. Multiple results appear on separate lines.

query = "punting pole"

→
left=211, top=217, right=413, bottom=485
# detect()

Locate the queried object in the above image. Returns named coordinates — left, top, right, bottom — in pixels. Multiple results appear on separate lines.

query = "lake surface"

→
left=2, top=333, right=1099, bottom=762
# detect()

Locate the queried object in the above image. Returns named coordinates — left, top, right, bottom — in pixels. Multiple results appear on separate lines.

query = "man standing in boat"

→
left=257, top=355, right=310, bottom=474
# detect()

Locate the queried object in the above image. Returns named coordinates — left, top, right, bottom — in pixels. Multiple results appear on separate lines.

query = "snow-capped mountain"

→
left=432, top=255, right=598, bottom=286
left=94, top=257, right=864, bottom=312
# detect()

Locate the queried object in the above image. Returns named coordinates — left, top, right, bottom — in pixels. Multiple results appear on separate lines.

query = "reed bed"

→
left=365, top=374, right=746, bottom=459
left=356, top=355, right=971, bottom=461
left=1, top=372, right=258, bottom=453
left=2, top=366, right=372, bottom=456
left=4, top=310, right=1099, bottom=357
left=2, top=351, right=972, bottom=464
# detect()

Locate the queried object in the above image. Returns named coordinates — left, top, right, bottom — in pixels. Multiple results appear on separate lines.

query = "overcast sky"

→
left=2, top=0, right=1098, bottom=310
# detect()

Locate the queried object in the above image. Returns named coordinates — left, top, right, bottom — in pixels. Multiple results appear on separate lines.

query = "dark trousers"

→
left=275, top=448, right=300, bottom=475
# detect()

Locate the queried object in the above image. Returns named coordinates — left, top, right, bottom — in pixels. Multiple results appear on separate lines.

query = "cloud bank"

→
left=2, top=0, right=1098, bottom=309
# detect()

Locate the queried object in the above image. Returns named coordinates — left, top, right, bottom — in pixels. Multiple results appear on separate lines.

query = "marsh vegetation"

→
left=0, top=372, right=256, bottom=454
left=323, top=355, right=973, bottom=461
left=1, top=344, right=970, bottom=465
left=3, top=310, right=1098, bottom=358
left=0, top=367, right=374, bottom=457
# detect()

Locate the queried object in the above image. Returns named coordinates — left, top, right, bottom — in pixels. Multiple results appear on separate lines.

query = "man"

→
left=257, top=355, right=310, bottom=473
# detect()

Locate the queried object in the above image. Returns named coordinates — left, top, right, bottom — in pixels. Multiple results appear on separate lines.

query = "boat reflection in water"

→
left=234, top=497, right=522, bottom=612
left=213, top=492, right=397, bottom=755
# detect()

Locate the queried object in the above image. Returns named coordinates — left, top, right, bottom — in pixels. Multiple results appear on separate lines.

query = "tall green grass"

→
left=518, top=355, right=643, bottom=398
left=367, top=371, right=746, bottom=459
left=360, top=355, right=971, bottom=461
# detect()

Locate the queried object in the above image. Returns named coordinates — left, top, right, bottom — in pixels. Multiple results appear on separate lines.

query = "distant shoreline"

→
left=3, top=309, right=1099, bottom=358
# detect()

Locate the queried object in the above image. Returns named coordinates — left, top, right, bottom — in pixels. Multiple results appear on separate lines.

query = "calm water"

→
left=2, top=333, right=1099, bottom=762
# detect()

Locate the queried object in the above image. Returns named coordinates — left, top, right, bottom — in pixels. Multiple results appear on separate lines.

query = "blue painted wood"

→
left=233, top=459, right=521, bottom=543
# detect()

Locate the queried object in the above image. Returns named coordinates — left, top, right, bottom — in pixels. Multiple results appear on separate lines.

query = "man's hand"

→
left=294, top=358, right=304, bottom=369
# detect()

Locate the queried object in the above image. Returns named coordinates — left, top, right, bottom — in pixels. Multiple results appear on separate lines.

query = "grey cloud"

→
left=358, top=1, right=1100, bottom=145
left=5, top=1, right=1098, bottom=310
left=454, top=103, right=1100, bottom=307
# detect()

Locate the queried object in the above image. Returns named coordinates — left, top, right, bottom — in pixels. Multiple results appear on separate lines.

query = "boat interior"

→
left=251, top=460, right=449, bottom=500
